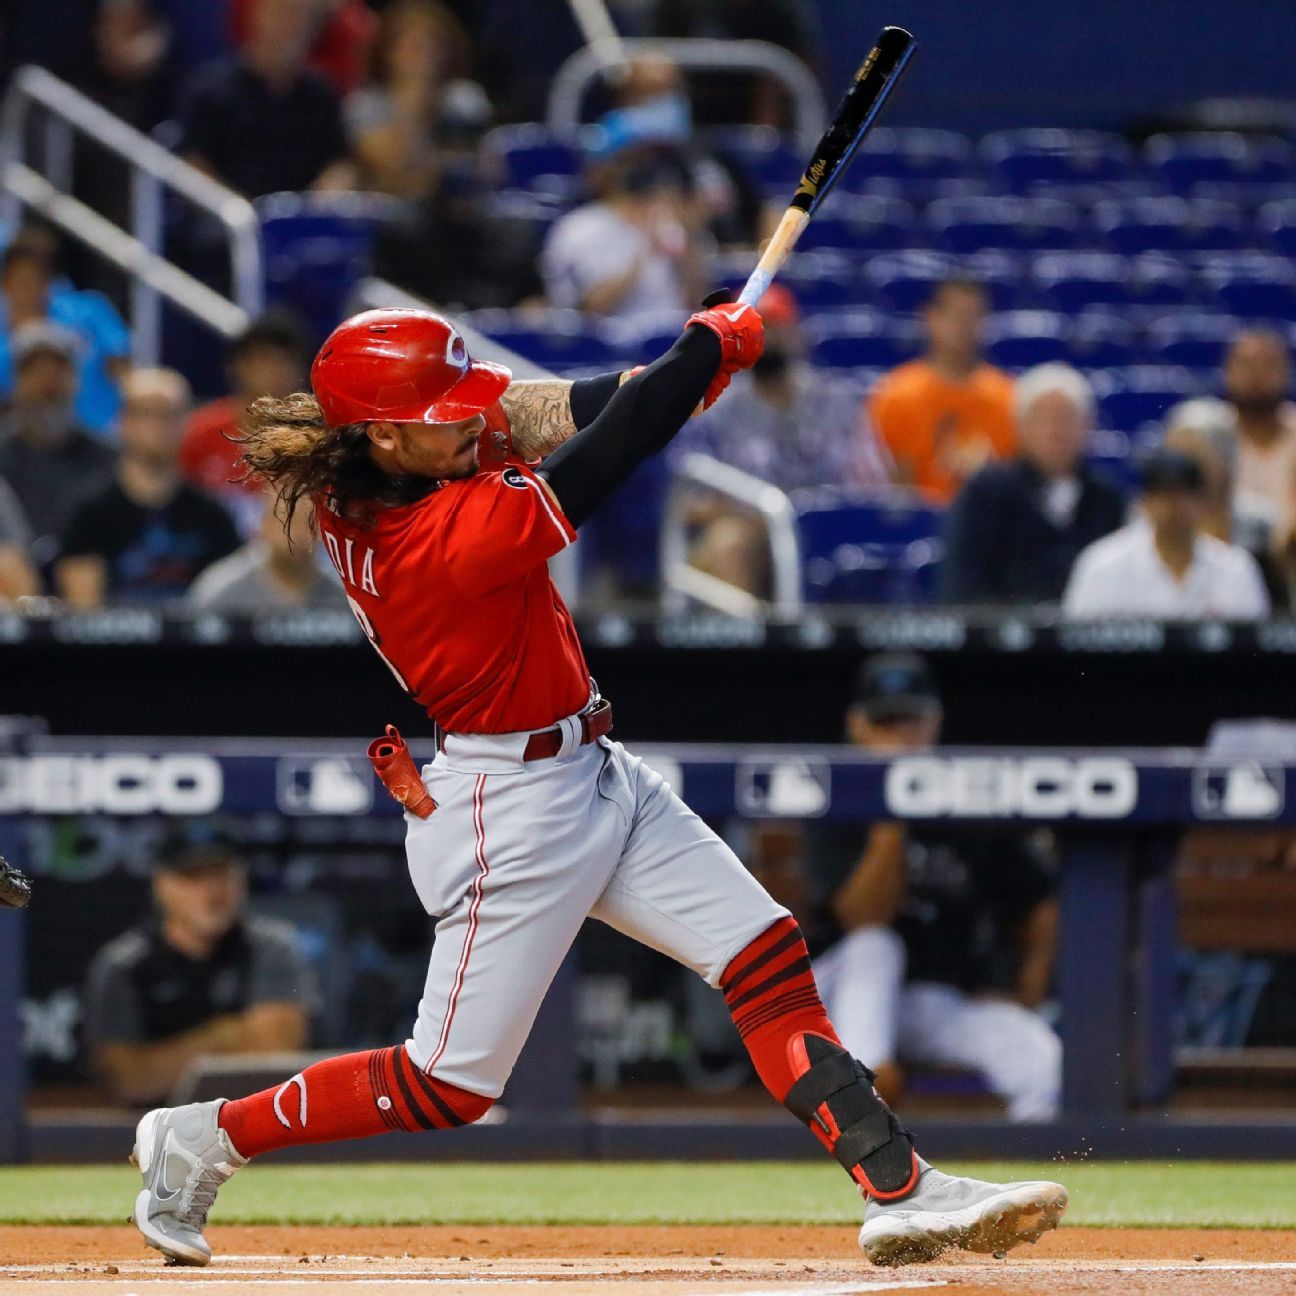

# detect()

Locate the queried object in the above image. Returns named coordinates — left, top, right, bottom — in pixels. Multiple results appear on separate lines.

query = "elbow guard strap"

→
left=783, top=1033, right=919, bottom=1200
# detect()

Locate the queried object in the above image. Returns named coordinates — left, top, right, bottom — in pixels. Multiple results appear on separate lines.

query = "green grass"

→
left=1, top=1163, right=1294, bottom=1230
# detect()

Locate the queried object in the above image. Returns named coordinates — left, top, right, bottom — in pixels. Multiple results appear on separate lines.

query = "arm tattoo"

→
left=498, top=380, right=577, bottom=460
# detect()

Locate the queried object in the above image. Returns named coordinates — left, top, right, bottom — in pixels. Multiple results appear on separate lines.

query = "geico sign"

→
left=885, top=757, right=1138, bottom=819
left=0, top=755, right=223, bottom=814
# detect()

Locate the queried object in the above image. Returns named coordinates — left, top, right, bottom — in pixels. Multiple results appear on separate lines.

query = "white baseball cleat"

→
left=858, top=1163, right=1068, bottom=1266
left=130, top=1100, right=246, bottom=1266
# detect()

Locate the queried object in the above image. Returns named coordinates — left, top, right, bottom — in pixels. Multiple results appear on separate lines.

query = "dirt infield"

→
left=0, top=1226, right=1292, bottom=1296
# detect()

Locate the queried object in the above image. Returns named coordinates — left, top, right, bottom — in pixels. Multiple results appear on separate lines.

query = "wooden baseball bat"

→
left=739, top=27, right=917, bottom=306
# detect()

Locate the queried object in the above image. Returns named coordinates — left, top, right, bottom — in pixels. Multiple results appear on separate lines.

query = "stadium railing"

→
left=0, top=64, right=262, bottom=362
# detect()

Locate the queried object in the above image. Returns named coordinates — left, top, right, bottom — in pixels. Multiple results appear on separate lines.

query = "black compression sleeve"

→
left=569, top=371, right=623, bottom=431
left=540, top=327, right=720, bottom=528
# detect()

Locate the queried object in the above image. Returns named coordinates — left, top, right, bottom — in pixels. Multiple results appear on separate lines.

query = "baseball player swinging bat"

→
left=739, top=26, right=917, bottom=306
left=125, top=19, right=1064, bottom=1270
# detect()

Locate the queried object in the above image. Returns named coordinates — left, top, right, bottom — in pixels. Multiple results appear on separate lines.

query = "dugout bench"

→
left=2, top=730, right=1295, bottom=1162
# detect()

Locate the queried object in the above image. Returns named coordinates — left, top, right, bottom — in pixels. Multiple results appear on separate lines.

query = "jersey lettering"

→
left=346, top=594, right=410, bottom=692
left=323, top=531, right=380, bottom=598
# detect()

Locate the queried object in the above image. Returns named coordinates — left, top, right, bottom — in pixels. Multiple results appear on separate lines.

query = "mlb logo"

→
left=277, top=758, right=374, bottom=815
left=1192, top=763, right=1285, bottom=820
left=737, top=759, right=831, bottom=817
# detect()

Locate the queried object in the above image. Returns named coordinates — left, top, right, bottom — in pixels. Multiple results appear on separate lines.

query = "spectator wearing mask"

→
left=542, top=134, right=709, bottom=323
left=807, top=654, right=1062, bottom=1122
left=939, top=363, right=1125, bottom=605
left=1225, top=330, right=1296, bottom=548
left=868, top=279, right=1016, bottom=505
left=1064, top=448, right=1269, bottom=620
left=0, top=322, right=115, bottom=567
left=678, top=284, right=892, bottom=596
left=57, top=369, right=239, bottom=607
left=178, top=0, right=355, bottom=198
left=188, top=492, right=346, bottom=614
left=0, top=475, right=38, bottom=601
left=83, top=822, right=317, bottom=1106
left=180, top=311, right=311, bottom=533
left=0, top=235, right=131, bottom=434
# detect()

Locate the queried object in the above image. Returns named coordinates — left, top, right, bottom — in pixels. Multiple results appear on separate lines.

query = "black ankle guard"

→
left=783, top=1035, right=918, bottom=1199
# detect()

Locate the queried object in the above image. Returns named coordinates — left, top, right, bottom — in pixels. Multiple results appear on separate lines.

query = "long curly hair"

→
left=236, top=393, right=435, bottom=530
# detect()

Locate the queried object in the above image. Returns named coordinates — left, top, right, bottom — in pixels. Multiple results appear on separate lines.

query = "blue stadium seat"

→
left=777, top=252, right=863, bottom=311
left=1069, top=311, right=1139, bottom=368
left=843, top=128, right=974, bottom=185
left=603, top=309, right=689, bottom=366
left=465, top=308, right=621, bottom=373
left=981, top=129, right=1134, bottom=190
left=795, top=489, right=943, bottom=606
left=862, top=249, right=1024, bottom=315
left=1093, top=197, right=1249, bottom=254
left=796, top=195, right=916, bottom=254
left=983, top=310, right=1071, bottom=369
left=804, top=310, right=922, bottom=369
left=1033, top=252, right=1133, bottom=312
left=1145, top=132, right=1296, bottom=195
left=1086, top=427, right=1141, bottom=493
left=256, top=192, right=398, bottom=341
left=925, top=196, right=1079, bottom=253
left=1145, top=313, right=1244, bottom=369
left=1092, top=366, right=1203, bottom=434
left=1260, top=200, right=1296, bottom=257
left=481, top=123, right=585, bottom=189
left=709, top=125, right=803, bottom=194
left=1197, top=253, right=1296, bottom=321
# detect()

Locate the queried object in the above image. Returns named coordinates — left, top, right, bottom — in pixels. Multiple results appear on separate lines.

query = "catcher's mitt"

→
left=0, top=854, right=31, bottom=909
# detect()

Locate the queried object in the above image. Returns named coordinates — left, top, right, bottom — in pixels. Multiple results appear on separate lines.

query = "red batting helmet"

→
left=310, top=308, right=512, bottom=428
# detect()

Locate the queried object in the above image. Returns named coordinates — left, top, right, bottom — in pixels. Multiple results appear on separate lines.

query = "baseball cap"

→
left=1138, top=447, right=1205, bottom=494
left=854, top=653, right=941, bottom=722
left=12, top=320, right=79, bottom=368
left=155, top=821, right=244, bottom=874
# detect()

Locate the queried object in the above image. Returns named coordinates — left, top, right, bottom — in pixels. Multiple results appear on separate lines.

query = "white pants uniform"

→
left=402, top=717, right=788, bottom=1098
left=816, top=926, right=1061, bottom=1122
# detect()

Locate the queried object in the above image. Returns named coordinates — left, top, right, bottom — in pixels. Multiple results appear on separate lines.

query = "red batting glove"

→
left=686, top=299, right=764, bottom=409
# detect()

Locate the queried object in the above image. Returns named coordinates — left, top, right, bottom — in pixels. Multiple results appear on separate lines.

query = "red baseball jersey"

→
left=316, top=404, right=592, bottom=734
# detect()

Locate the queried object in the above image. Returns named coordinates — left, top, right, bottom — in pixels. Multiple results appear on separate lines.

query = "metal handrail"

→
left=0, top=64, right=263, bottom=362
left=548, top=38, right=827, bottom=154
left=661, top=452, right=802, bottom=618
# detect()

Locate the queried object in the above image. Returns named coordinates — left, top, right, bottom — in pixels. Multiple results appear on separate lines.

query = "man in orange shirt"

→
left=867, top=279, right=1015, bottom=504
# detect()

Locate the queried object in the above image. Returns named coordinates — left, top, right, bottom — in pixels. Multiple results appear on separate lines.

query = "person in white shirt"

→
left=1063, top=448, right=1270, bottom=620
left=541, top=139, right=708, bottom=323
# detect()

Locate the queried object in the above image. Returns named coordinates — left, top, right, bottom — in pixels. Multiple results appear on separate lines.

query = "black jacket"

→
left=939, top=458, right=1127, bottom=605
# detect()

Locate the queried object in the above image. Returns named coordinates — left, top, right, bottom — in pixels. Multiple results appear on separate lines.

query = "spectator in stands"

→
left=678, top=284, right=892, bottom=596
left=868, top=279, right=1015, bottom=506
left=57, top=369, right=240, bottom=607
left=345, top=0, right=482, bottom=199
left=806, top=654, right=1061, bottom=1122
left=83, top=821, right=316, bottom=1106
left=542, top=129, right=710, bottom=322
left=233, top=0, right=378, bottom=98
left=0, top=233, right=131, bottom=435
left=178, top=0, right=356, bottom=198
left=0, top=322, right=115, bottom=569
left=180, top=311, right=311, bottom=534
left=1163, top=398, right=1241, bottom=546
left=1225, top=330, right=1296, bottom=548
left=940, top=363, right=1125, bottom=605
left=188, top=491, right=346, bottom=613
left=0, top=475, right=38, bottom=602
left=1064, top=448, right=1269, bottom=620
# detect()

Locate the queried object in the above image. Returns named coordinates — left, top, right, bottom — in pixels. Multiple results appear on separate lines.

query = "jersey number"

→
left=346, top=595, right=413, bottom=694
